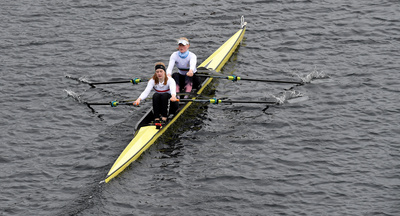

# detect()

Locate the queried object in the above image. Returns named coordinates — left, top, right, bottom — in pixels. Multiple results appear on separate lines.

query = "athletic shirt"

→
left=139, top=78, right=177, bottom=100
left=166, top=51, right=197, bottom=76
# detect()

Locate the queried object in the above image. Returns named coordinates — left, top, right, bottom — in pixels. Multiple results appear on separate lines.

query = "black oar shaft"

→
left=178, top=99, right=277, bottom=104
left=239, top=78, right=302, bottom=84
left=86, top=102, right=111, bottom=105
left=85, top=102, right=136, bottom=106
left=89, top=80, right=132, bottom=85
left=88, top=78, right=143, bottom=86
left=196, top=74, right=303, bottom=85
left=222, top=100, right=276, bottom=104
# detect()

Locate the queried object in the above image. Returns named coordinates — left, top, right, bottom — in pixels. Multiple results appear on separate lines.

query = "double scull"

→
left=104, top=16, right=247, bottom=183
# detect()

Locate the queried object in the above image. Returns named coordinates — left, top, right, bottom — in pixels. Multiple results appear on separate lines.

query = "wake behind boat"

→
left=104, top=17, right=247, bottom=183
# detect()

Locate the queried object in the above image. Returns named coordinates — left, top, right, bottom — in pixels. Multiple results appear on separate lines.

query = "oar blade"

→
left=286, top=96, right=309, bottom=104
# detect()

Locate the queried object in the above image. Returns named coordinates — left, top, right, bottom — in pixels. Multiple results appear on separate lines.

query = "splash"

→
left=272, top=93, right=286, bottom=105
left=271, top=90, right=305, bottom=105
left=286, top=89, right=304, bottom=99
left=65, top=74, right=91, bottom=84
left=295, top=66, right=329, bottom=83
left=64, top=89, right=84, bottom=103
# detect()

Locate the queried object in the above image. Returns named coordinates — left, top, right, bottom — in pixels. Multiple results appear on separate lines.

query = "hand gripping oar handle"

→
left=88, top=78, right=143, bottom=87
left=177, top=98, right=277, bottom=105
left=196, top=74, right=303, bottom=85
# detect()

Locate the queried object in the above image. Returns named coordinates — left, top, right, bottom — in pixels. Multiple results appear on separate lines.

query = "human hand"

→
left=134, top=98, right=141, bottom=106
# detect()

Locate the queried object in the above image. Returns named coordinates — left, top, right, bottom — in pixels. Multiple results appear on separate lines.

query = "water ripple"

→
left=1, top=0, right=400, bottom=216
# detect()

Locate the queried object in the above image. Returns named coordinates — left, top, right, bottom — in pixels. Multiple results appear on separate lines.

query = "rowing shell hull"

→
left=105, top=20, right=247, bottom=183
left=105, top=126, right=158, bottom=182
left=198, top=25, right=247, bottom=72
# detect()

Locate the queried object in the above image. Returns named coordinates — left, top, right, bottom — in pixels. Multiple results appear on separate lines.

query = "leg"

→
left=192, top=73, right=200, bottom=90
left=178, top=74, right=186, bottom=93
left=172, top=73, right=181, bottom=94
left=169, top=100, right=179, bottom=116
left=152, top=93, right=162, bottom=120
left=159, top=93, right=170, bottom=120
left=184, top=75, right=194, bottom=94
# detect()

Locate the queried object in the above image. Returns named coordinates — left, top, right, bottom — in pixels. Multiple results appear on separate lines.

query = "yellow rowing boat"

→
left=105, top=16, right=247, bottom=183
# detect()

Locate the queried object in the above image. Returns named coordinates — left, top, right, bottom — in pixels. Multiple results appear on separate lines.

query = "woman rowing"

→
left=166, top=37, right=199, bottom=97
left=134, top=62, right=179, bottom=125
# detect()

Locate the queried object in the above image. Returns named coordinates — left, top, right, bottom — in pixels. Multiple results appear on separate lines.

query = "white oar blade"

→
left=286, top=96, right=309, bottom=104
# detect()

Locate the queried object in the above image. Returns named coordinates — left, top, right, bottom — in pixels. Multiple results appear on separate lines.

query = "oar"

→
left=85, top=101, right=139, bottom=107
left=177, top=98, right=278, bottom=105
left=196, top=74, right=303, bottom=85
left=88, top=78, right=144, bottom=87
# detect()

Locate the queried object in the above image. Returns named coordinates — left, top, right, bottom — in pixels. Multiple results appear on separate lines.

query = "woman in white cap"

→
left=134, top=62, right=179, bottom=124
left=166, top=37, right=198, bottom=96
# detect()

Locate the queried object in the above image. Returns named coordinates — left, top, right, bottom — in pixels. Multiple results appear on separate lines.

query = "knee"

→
left=162, top=94, right=170, bottom=101
left=153, top=93, right=161, bottom=100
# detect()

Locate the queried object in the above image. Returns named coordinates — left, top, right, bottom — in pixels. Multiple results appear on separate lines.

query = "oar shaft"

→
left=85, top=101, right=137, bottom=107
left=178, top=98, right=277, bottom=104
left=239, top=78, right=303, bottom=84
left=196, top=74, right=303, bottom=84
left=222, top=100, right=276, bottom=104
left=117, top=102, right=137, bottom=105
left=196, top=74, right=225, bottom=79
left=86, top=102, right=112, bottom=105
left=88, top=78, right=143, bottom=86
left=89, top=80, right=132, bottom=85
left=178, top=99, right=209, bottom=103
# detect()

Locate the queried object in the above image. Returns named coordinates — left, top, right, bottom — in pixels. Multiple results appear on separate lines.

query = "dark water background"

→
left=1, top=0, right=399, bottom=215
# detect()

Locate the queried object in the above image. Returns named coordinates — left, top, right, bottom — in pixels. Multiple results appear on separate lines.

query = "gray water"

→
left=1, top=1, right=399, bottom=215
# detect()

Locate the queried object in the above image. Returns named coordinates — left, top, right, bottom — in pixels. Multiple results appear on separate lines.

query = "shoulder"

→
left=170, top=51, right=179, bottom=57
left=167, top=77, right=176, bottom=84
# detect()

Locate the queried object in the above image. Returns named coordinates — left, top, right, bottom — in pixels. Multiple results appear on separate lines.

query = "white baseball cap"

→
left=178, top=39, right=189, bottom=45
